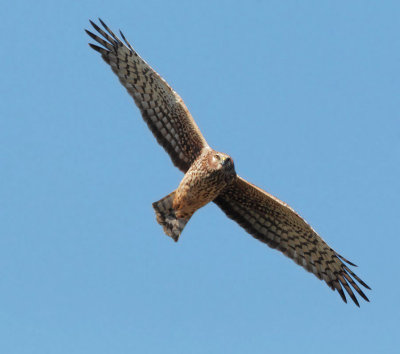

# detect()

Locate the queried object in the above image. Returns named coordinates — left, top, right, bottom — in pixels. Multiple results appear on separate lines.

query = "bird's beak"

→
left=221, top=156, right=232, bottom=167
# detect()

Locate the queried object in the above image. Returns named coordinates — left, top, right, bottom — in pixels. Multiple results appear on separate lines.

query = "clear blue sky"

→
left=1, top=1, right=399, bottom=353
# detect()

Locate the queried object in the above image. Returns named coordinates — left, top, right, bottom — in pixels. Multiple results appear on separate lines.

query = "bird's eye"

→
left=214, top=154, right=221, bottom=161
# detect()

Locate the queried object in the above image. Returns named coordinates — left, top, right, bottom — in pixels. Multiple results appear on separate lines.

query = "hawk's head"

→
left=210, top=152, right=236, bottom=184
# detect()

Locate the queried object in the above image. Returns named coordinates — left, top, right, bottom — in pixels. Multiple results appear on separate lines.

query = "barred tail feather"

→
left=152, top=191, right=191, bottom=242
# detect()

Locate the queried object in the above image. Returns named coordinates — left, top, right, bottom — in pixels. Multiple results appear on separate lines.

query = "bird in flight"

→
left=86, top=19, right=370, bottom=306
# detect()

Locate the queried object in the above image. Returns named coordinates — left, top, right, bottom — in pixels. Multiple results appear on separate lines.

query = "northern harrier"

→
left=86, top=19, right=370, bottom=306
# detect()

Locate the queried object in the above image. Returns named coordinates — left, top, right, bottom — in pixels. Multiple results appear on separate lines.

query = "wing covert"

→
left=214, top=176, right=370, bottom=306
left=86, top=19, right=208, bottom=172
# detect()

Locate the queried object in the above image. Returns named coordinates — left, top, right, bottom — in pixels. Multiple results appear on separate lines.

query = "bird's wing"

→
left=86, top=19, right=208, bottom=172
left=214, top=176, right=370, bottom=306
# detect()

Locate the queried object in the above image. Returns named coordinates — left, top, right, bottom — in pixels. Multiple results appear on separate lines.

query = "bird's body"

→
left=86, top=19, right=371, bottom=306
left=153, top=148, right=236, bottom=240
left=172, top=149, right=236, bottom=220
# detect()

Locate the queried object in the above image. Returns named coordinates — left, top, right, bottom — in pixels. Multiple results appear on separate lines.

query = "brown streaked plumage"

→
left=86, top=19, right=206, bottom=172
left=86, top=19, right=370, bottom=306
left=153, top=148, right=236, bottom=241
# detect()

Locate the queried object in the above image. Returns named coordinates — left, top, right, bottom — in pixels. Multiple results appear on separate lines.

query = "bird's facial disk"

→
left=212, top=153, right=232, bottom=168
left=212, top=153, right=236, bottom=182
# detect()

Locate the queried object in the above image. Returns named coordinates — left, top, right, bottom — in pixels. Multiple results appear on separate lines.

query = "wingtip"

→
left=337, top=254, right=358, bottom=267
left=352, top=296, right=360, bottom=307
left=363, top=283, right=372, bottom=291
left=85, top=29, right=98, bottom=42
left=88, top=42, right=102, bottom=51
left=119, top=29, right=126, bottom=40
left=358, top=279, right=371, bottom=290
left=337, top=287, right=347, bottom=304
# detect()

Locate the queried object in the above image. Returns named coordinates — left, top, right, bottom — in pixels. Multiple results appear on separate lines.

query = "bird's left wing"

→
left=214, top=176, right=370, bottom=306
left=86, top=19, right=208, bottom=172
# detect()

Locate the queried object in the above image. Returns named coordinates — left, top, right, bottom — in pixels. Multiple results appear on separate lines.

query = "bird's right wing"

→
left=86, top=19, right=208, bottom=172
left=214, top=176, right=370, bottom=306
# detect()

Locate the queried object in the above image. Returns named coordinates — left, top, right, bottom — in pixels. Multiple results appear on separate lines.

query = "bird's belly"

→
left=173, top=179, right=224, bottom=218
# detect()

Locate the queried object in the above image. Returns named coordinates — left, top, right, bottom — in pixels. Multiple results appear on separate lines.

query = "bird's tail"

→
left=152, top=191, right=192, bottom=242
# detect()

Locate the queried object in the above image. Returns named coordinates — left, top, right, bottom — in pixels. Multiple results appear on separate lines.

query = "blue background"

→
left=2, top=1, right=399, bottom=353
